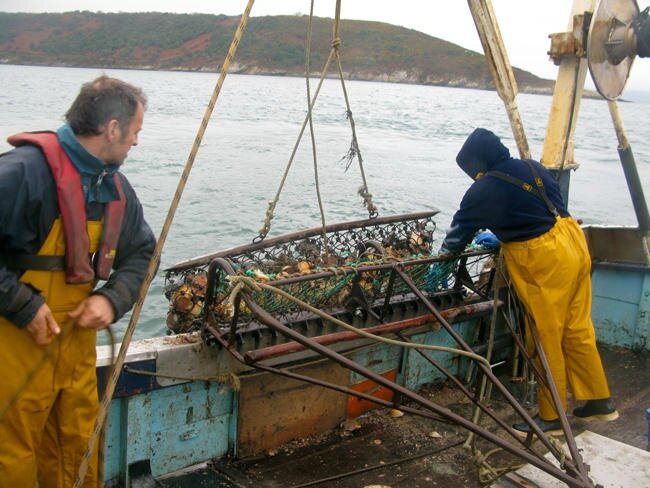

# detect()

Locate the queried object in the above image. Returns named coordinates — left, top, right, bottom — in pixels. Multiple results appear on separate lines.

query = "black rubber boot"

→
left=512, top=414, right=563, bottom=437
left=572, top=398, right=619, bottom=421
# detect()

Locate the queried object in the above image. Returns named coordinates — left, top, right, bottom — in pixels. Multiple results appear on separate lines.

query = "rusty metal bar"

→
left=243, top=300, right=496, bottom=363
left=526, top=313, right=588, bottom=477
left=233, top=291, right=593, bottom=487
left=494, top=300, right=553, bottom=393
left=392, top=266, right=594, bottom=486
left=394, top=329, right=519, bottom=438
left=205, top=321, right=451, bottom=422
left=287, top=439, right=466, bottom=488
left=202, top=258, right=593, bottom=486
left=380, top=267, right=398, bottom=319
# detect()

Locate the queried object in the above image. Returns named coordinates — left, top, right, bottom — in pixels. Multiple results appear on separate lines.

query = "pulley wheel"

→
left=588, top=0, right=639, bottom=100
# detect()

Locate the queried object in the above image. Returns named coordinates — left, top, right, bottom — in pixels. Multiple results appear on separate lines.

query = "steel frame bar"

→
left=394, top=266, right=594, bottom=486
left=238, top=294, right=591, bottom=487
left=201, top=257, right=597, bottom=487
left=243, top=300, right=496, bottom=362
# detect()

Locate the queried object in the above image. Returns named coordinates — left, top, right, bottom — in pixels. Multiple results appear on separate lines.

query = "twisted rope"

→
left=305, top=0, right=330, bottom=256
left=124, top=367, right=241, bottom=392
left=228, top=275, right=490, bottom=366
left=256, top=0, right=378, bottom=241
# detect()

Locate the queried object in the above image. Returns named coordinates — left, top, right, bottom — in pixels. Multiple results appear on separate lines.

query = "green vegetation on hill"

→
left=0, top=11, right=553, bottom=93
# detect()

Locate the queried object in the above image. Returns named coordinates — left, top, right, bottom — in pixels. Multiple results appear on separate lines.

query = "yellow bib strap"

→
left=20, top=219, right=102, bottom=313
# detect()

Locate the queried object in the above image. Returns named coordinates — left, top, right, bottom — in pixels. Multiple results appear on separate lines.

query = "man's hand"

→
left=26, top=303, right=61, bottom=346
left=68, top=294, right=115, bottom=330
left=473, top=231, right=500, bottom=249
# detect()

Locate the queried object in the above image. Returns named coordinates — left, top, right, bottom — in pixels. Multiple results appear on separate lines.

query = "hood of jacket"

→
left=455, top=128, right=511, bottom=179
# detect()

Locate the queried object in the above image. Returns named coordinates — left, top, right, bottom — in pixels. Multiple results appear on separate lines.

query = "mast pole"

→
left=467, top=0, right=530, bottom=159
left=607, top=100, right=650, bottom=238
left=541, top=0, right=596, bottom=203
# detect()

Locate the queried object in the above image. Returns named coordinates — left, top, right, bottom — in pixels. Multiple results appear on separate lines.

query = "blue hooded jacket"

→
left=441, top=128, right=569, bottom=254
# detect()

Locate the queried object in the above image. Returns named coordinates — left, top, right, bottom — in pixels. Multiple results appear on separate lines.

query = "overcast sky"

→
left=1, top=0, right=648, bottom=92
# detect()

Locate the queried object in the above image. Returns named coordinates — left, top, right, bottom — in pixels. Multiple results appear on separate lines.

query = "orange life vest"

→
left=7, top=131, right=125, bottom=282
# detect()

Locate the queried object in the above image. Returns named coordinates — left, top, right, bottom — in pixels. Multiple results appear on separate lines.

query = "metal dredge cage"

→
left=163, top=211, right=497, bottom=340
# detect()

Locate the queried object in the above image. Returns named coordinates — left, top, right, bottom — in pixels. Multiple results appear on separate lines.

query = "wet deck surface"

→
left=157, top=345, right=649, bottom=487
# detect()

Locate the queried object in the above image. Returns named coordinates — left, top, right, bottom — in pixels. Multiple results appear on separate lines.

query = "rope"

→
left=465, top=252, right=502, bottom=447
left=305, top=0, right=329, bottom=256
left=255, top=0, right=378, bottom=240
left=123, top=367, right=241, bottom=391
left=473, top=447, right=525, bottom=484
left=549, top=436, right=569, bottom=468
left=228, top=275, right=490, bottom=366
left=255, top=46, right=337, bottom=241
left=0, top=321, right=116, bottom=420
left=97, top=325, right=116, bottom=487
left=332, top=6, right=378, bottom=218
left=73, top=2, right=257, bottom=486
left=0, top=319, right=71, bottom=421
left=461, top=252, right=527, bottom=483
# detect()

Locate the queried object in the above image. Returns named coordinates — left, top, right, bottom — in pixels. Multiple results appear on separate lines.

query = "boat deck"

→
left=154, top=345, right=649, bottom=488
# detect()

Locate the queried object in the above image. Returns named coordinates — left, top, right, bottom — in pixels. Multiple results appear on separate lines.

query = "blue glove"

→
left=473, top=231, right=500, bottom=249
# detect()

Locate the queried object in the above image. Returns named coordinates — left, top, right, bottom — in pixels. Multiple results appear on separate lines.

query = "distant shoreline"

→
left=0, top=11, right=555, bottom=95
left=3, top=61, right=624, bottom=101
left=2, top=61, right=561, bottom=96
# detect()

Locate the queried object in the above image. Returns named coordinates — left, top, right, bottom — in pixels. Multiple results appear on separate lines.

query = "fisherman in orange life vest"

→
left=433, top=128, right=619, bottom=436
left=0, top=76, right=156, bottom=487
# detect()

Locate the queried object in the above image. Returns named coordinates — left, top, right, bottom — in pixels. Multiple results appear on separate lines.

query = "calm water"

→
left=0, top=64, right=648, bottom=342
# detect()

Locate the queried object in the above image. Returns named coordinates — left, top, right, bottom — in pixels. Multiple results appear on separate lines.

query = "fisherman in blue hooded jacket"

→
left=439, top=128, right=618, bottom=436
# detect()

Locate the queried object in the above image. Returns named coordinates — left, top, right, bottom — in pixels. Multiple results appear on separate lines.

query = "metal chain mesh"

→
left=164, top=214, right=496, bottom=335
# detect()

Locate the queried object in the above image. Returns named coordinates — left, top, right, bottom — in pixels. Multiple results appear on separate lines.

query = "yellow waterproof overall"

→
left=501, top=216, right=611, bottom=420
left=0, top=219, right=101, bottom=488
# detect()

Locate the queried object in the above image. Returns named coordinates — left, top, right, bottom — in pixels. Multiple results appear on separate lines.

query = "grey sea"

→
left=0, top=64, right=648, bottom=343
